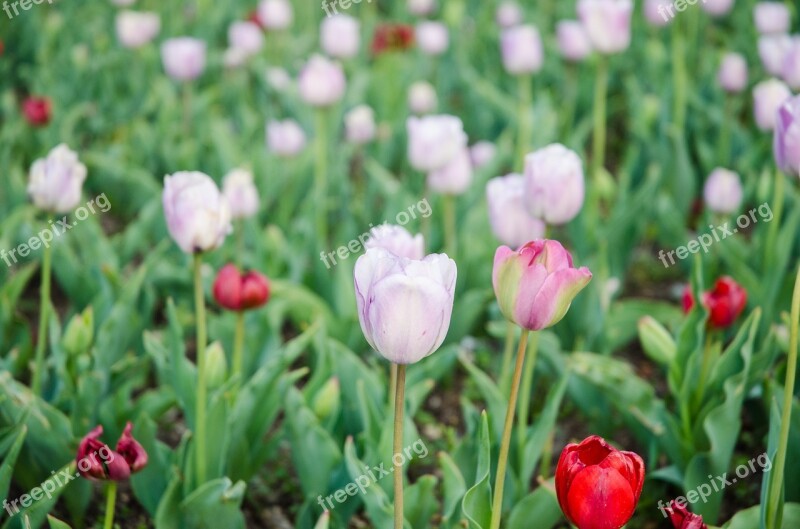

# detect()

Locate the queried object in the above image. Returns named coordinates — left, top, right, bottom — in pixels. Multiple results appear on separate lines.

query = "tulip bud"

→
left=774, top=95, right=800, bottom=177
left=555, top=435, right=645, bottom=529
left=408, top=81, right=438, bottom=114
left=753, top=78, right=791, bottom=131
left=354, top=248, right=457, bottom=364
left=754, top=2, right=790, bottom=35
left=115, top=11, right=160, bottom=49
left=486, top=174, right=546, bottom=248
left=312, top=377, right=341, bottom=420
left=701, top=0, right=734, bottom=16
left=321, top=15, right=360, bottom=59
left=115, top=422, right=148, bottom=474
left=717, top=52, right=748, bottom=93
left=556, top=20, right=593, bottom=62
left=408, top=0, right=436, bottom=16
left=62, top=307, right=94, bottom=358
left=22, top=96, right=51, bottom=126
left=496, top=2, right=523, bottom=28
left=416, top=21, right=449, bottom=56
left=266, top=119, right=306, bottom=157
left=667, top=501, right=708, bottom=529
left=683, top=276, right=747, bottom=329
left=577, top=0, right=633, bottom=55
left=162, top=172, right=231, bottom=254
left=204, top=341, right=228, bottom=389
left=364, top=224, right=425, bottom=260
left=371, top=24, right=415, bottom=55
left=407, top=115, right=467, bottom=172
left=228, top=21, right=264, bottom=56
left=469, top=141, right=497, bottom=169
left=77, top=423, right=148, bottom=481
left=637, top=316, right=676, bottom=365
left=213, top=264, right=271, bottom=311
left=523, top=143, right=585, bottom=226
left=222, top=168, right=259, bottom=220
left=781, top=39, right=800, bottom=89
left=703, top=168, right=743, bottom=214
left=28, top=144, right=87, bottom=213
left=345, top=105, right=377, bottom=145
left=643, top=0, right=671, bottom=27
left=298, top=55, right=346, bottom=107
left=161, top=37, right=206, bottom=81
left=758, top=34, right=792, bottom=76
left=493, top=240, right=592, bottom=331
left=427, top=147, right=473, bottom=195
left=257, top=0, right=293, bottom=30
left=500, top=25, right=544, bottom=75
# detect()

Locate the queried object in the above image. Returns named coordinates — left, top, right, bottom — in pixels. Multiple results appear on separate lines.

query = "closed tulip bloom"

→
left=28, top=144, right=87, bottom=213
left=408, top=81, right=438, bottom=114
left=493, top=240, right=592, bottom=331
left=774, top=95, right=800, bottom=177
left=555, top=435, right=645, bottom=529
left=77, top=423, right=148, bottom=481
left=213, top=264, right=270, bottom=311
left=469, top=141, right=497, bottom=169
left=162, top=172, right=231, bottom=254
left=523, top=144, right=585, bottom=225
left=365, top=224, right=425, bottom=260
left=345, top=105, right=377, bottom=145
left=717, top=52, right=748, bottom=93
left=758, top=34, right=792, bottom=76
left=754, top=2, right=791, bottom=34
left=407, top=115, right=467, bottom=172
left=354, top=248, right=456, bottom=364
left=267, top=119, right=306, bottom=156
left=416, top=22, right=449, bottom=56
left=257, top=0, right=292, bottom=30
left=22, top=96, right=51, bottom=126
left=577, top=0, right=633, bottom=55
left=115, top=423, right=148, bottom=474
left=496, top=2, right=523, bottom=28
left=557, top=20, right=593, bottom=62
left=501, top=25, right=544, bottom=75
left=321, top=15, right=360, bottom=59
left=753, top=78, right=791, bottom=131
left=427, top=147, right=473, bottom=195
left=228, top=21, right=264, bottom=55
left=682, top=276, right=747, bottom=328
left=161, top=37, right=206, bottom=81
left=668, top=501, right=708, bottom=529
left=408, top=0, right=436, bottom=16
left=782, top=40, right=800, bottom=89
left=298, top=55, right=346, bottom=107
left=486, top=174, right=546, bottom=248
left=643, top=0, right=671, bottom=27
left=701, top=0, right=735, bottom=17
left=115, top=11, right=160, bottom=49
left=223, top=168, right=259, bottom=219
left=703, top=168, right=743, bottom=214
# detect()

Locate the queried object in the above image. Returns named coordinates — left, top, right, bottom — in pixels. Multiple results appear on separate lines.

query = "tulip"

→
left=298, top=55, right=346, bottom=107
left=500, top=25, right=544, bottom=75
left=469, top=141, right=497, bottom=169
left=408, top=81, right=438, bottom=114
left=717, top=52, right=748, bottom=93
left=555, top=435, right=645, bottom=529
left=213, top=264, right=270, bottom=311
left=782, top=40, right=800, bottom=89
left=115, top=11, right=160, bottom=49
left=701, top=0, right=735, bottom=17
left=667, top=501, right=708, bottom=529
left=162, top=171, right=231, bottom=254
left=161, top=37, right=206, bottom=81
left=486, top=174, right=546, bottom=248
left=774, top=95, right=800, bottom=177
left=257, top=0, right=293, bottom=30
left=228, top=21, right=264, bottom=56
left=523, top=144, right=585, bottom=226
left=576, top=0, right=633, bottom=55
left=758, top=34, right=792, bottom=76
left=22, top=96, right=51, bottom=126
left=556, top=20, right=593, bottom=62
left=427, top=147, right=473, bottom=195
left=753, top=78, right=791, bottom=131
left=683, top=276, right=747, bottom=329
left=222, top=168, right=259, bottom=219
left=754, top=2, right=791, bottom=34
left=643, top=0, right=671, bottom=27
left=407, top=115, right=467, bottom=172
left=77, top=423, right=148, bottom=481
left=364, top=224, right=425, bottom=260
left=28, top=144, right=87, bottom=213
left=408, top=0, right=436, bottom=16
left=416, top=21, right=449, bottom=56
left=265, top=67, right=291, bottom=91
left=345, top=105, right=377, bottom=145
left=703, top=168, right=743, bottom=214
left=321, top=15, right=360, bottom=59
left=266, top=119, right=306, bottom=156
left=496, top=2, right=523, bottom=28
left=223, top=47, right=249, bottom=69
left=371, top=24, right=415, bottom=55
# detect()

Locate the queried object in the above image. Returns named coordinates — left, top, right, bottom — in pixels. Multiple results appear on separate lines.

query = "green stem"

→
left=194, top=254, right=208, bottom=485
left=765, top=265, right=800, bottom=529
left=719, top=95, right=732, bottom=165
left=393, top=364, right=407, bottom=529
left=516, top=331, right=540, bottom=471
left=539, top=430, right=554, bottom=478
left=103, top=481, right=117, bottom=529
left=31, top=235, right=52, bottom=396
left=315, top=109, right=329, bottom=245
left=562, top=64, right=578, bottom=138
left=692, top=334, right=716, bottom=413
left=672, top=18, right=688, bottom=134
left=765, top=170, right=785, bottom=270
left=591, top=56, right=608, bottom=182
left=516, top=74, right=533, bottom=169
left=490, top=329, right=530, bottom=529
left=182, top=82, right=192, bottom=135
left=443, top=194, right=456, bottom=257
left=389, top=362, right=398, bottom=410
left=232, top=311, right=245, bottom=386
left=499, top=322, right=515, bottom=392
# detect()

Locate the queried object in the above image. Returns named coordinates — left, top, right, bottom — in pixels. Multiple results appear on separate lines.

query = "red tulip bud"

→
left=212, top=264, right=270, bottom=311
left=668, top=501, right=708, bottom=529
left=22, top=96, right=51, bottom=126
left=76, top=424, right=146, bottom=481
left=682, top=276, right=747, bottom=329
left=116, top=422, right=148, bottom=473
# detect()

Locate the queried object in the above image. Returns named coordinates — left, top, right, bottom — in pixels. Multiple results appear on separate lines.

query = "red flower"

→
left=76, top=423, right=148, bottom=481
left=22, top=96, right=51, bottom=126
left=213, top=264, right=270, bottom=311
left=555, top=435, right=645, bottom=529
left=247, top=10, right=264, bottom=29
left=371, top=24, right=415, bottom=55
left=668, top=501, right=707, bottom=529
left=682, top=276, right=747, bottom=329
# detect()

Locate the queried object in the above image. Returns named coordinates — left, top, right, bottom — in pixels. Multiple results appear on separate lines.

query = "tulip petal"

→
left=566, top=466, right=636, bottom=529
left=116, top=422, right=149, bottom=473
left=522, top=267, right=592, bottom=330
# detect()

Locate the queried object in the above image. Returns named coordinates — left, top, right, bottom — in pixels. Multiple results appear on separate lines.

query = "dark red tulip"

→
left=116, top=422, right=148, bottom=473
left=371, top=24, right=415, bottom=55
left=22, top=96, right=51, bottom=126
left=555, top=435, right=645, bottom=529
left=213, top=264, right=270, bottom=311
left=668, top=501, right=708, bottom=529
left=76, top=423, right=147, bottom=481
left=682, top=276, right=747, bottom=329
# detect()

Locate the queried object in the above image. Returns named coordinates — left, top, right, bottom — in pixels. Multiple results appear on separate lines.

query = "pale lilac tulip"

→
left=643, top=0, right=671, bottom=27
left=257, top=0, right=292, bottom=30
left=703, top=168, right=743, bottom=214
left=354, top=248, right=456, bottom=364
left=223, top=168, right=259, bottom=219
left=701, top=0, right=735, bottom=17
left=408, top=81, right=437, bottom=114
left=496, top=2, right=523, bottom=28
left=408, top=0, right=437, bottom=16
left=298, top=55, right=346, bottom=107
left=163, top=172, right=231, bottom=254
left=321, top=15, right=360, bottom=59
left=427, top=148, right=472, bottom=195
left=774, top=95, right=800, bottom=177
left=407, top=115, right=467, bottom=172
left=416, top=22, right=449, bottom=56
left=266, top=119, right=306, bottom=157
left=364, top=225, right=425, bottom=260
left=577, top=0, right=633, bottom=55
left=28, top=144, right=87, bottom=213
left=501, top=25, right=544, bottom=74
left=487, top=174, right=546, bottom=248
left=345, top=105, right=376, bottom=145
left=228, top=21, right=263, bottom=55
left=753, top=78, right=792, bottom=131
left=493, top=240, right=592, bottom=331
left=758, top=34, right=792, bottom=75
left=718, top=53, right=748, bottom=93
left=469, top=141, right=497, bottom=169
left=782, top=40, right=800, bottom=89
left=523, top=144, right=585, bottom=225
left=556, top=20, right=592, bottom=62
left=115, top=11, right=160, bottom=49
left=754, top=2, right=791, bottom=34
left=161, top=37, right=206, bottom=81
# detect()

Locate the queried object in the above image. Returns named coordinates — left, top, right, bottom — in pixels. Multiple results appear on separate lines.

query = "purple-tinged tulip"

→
left=493, top=240, right=592, bottom=331
left=556, top=20, right=593, bottom=61
left=115, top=423, right=148, bottom=474
left=364, top=224, right=425, bottom=260
left=754, top=2, right=791, bottom=34
left=115, top=11, right=160, bottom=49
left=416, top=21, right=449, bottom=56
left=427, top=147, right=473, bottom=195
left=257, top=0, right=292, bottom=30
left=267, top=119, right=306, bottom=156
left=354, top=248, right=456, bottom=364
left=496, top=2, right=523, bottom=28
left=408, top=0, right=437, bottom=16
left=753, top=78, right=792, bottom=131
left=407, top=115, right=467, bottom=171
left=161, top=37, right=206, bottom=81
left=577, top=0, right=633, bottom=55
left=408, top=81, right=437, bottom=114
left=758, top=34, right=793, bottom=76
left=469, top=141, right=497, bottom=169
left=222, top=168, right=259, bottom=219
left=643, top=0, right=671, bottom=27
left=345, top=105, right=377, bottom=145
left=28, top=144, right=87, bottom=213
left=782, top=40, right=800, bottom=89
left=703, top=168, right=743, bottom=214
left=321, top=15, right=360, bottom=59
left=701, top=0, right=735, bottom=17
left=229, top=21, right=264, bottom=55
left=163, top=172, right=231, bottom=254
left=298, top=55, right=346, bottom=107
left=523, top=144, right=585, bottom=225
left=501, top=25, right=544, bottom=75
left=774, top=95, right=800, bottom=177
left=718, top=53, right=748, bottom=93
left=487, top=174, right=546, bottom=248
left=77, top=423, right=148, bottom=482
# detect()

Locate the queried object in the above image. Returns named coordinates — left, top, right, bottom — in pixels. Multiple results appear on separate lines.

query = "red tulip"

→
left=247, top=9, right=264, bottom=29
left=371, top=24, right=415, bottom=55
left=212, top=264, right=270, bottom=311
left=555, top=435, right=645, bottom=529
left=76, top=423, right=148, bottom=481
left=682, top=276, right=747, bottom=329
left=22, top=96, right=51, bottom=126
left=668, top=501, right=708, bottom=529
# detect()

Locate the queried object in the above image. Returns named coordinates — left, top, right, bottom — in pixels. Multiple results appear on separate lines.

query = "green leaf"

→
left=506, top=480, right=562, bottom=529
left=439, top=451, right=466, bottom=523
left=45, top=516, right=71, bottom=529
left=462, top=412, right=492, bottom=529
left=179, top=478, right=247, bottom=529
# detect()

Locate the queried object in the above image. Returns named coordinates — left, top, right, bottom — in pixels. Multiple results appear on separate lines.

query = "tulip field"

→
left=4, top=0, right=800, bottom=527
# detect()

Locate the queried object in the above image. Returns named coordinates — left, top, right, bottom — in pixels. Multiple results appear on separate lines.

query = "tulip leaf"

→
left=721, top=503, right=800, bottom=529
left=342, top=436, right=399, bottom=529
left=520, top=373, right=569, bottom=487
left=439, top=451, right=466, bottom=523
left=45, top=516, right=71, bottom=529
left=459, top=354, right=506, bottom=441
left=129, top=414, right=171, bottom=516
left=179, top=478, right=247, bottom=529
left=0, top=424, right=27, bottom=502
left=462, top=411, right=492, bottom=529
left=506, top=480, right=562, bottom=529
left=404, top=475, right=439, bottom=529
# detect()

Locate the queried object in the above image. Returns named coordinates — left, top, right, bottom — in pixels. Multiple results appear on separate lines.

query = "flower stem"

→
left=516, top=74, right=533, bottom=169
left=671, top=18, right=688, bottom=134
left=393, top=363, right=407, bottom=529
left=315, top=108, right=329, bottom=245
left=389, top=362, right=398, bottom=409
left=31, top=234, right=52, bottom=396
left=443, top=194, right=457, bottom=258
left=516, top=331, right=540, bottom=472
left=719, top=95, right=732, bottom=165
left=490, top=329, right=530, bottom=529
left=764, top=169, right=785, bottom=270
left=232, top=311, right=245, bottom=387
left=182, top=82, right=192, bottom=135
left=499, top=321, right=515, bottom=392
left=591, top=56, right=608, bottom=182
left=103, top=481, right=117, bottom=529
left=194, top=253, right=208, bottom=485
left=765, top=264, right=800, bottom=529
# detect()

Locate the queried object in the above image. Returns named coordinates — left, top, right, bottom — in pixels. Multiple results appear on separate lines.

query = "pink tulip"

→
left=427, top=147, right=473, bottom=195
left=161, top=37, right=206, bottom=81
left=298, top=55, right=346, bottom=107
left=577, top=0, right=633, bottom=55
left=703, top=168, right=743, bottom=214
left=701, top=0, right=735, bottom=17
left=556, top=20, right=593, bottom=62
left=500, top=25, right=544, bottom=75
left=717, top=53, right=748, bottom=93
left=486, top=174, right=546, bottom=248
left=753, top=78, right=791, bottom=131
left=754, top=2, right=791, bottom=34
left=523, top=143, right=585, bottom=225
